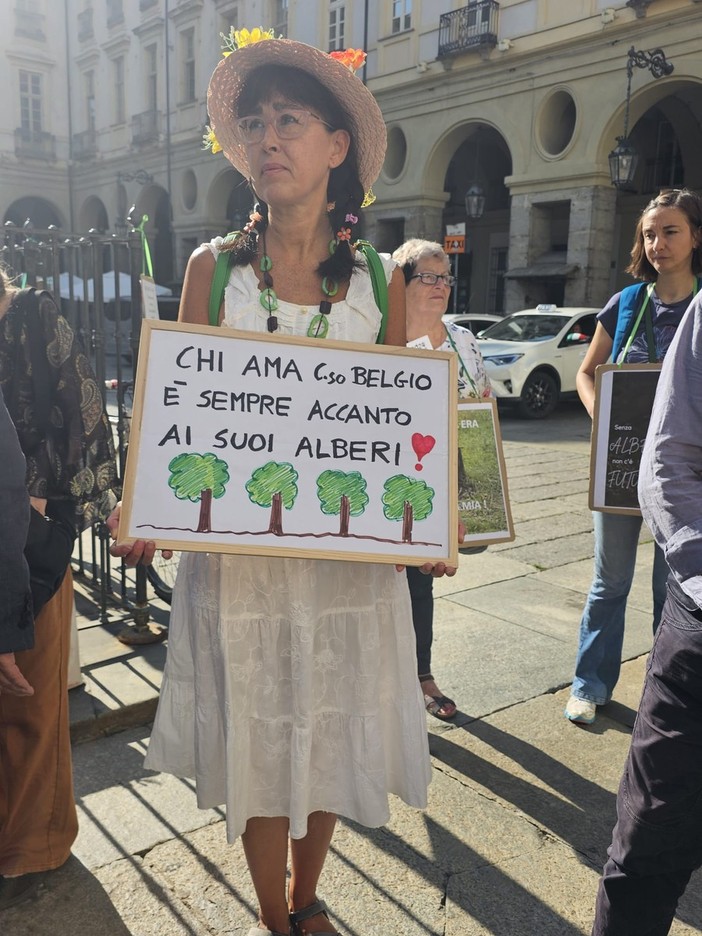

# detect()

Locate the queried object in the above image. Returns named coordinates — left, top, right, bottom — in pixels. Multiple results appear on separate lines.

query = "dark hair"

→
left=226, top=65, right=364, bottom=284
left=627, top=188, right=702, bottom=280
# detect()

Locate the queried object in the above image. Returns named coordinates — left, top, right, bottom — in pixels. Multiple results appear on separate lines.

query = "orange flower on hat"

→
left=202, top=125, right=222, bottom=154
left=329, top=49, right=367, bottom=73
left=222, top=26, right=276, bottom=56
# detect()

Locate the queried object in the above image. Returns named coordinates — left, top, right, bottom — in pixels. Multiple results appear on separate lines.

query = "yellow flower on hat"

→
left=202, top=125, right=222, bottom=154
left=329, top=49, right=367, bottom=73
left=222, top=26, right=276, bottom=56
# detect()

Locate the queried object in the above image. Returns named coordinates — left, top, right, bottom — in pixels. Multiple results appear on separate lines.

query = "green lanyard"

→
left=134, top=214, right=154, bottom=278
left=446, top=329, right=480, bottom=397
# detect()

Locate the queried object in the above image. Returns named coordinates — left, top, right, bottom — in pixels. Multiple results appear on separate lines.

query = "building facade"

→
left=1, top=0, right=701, bottom=311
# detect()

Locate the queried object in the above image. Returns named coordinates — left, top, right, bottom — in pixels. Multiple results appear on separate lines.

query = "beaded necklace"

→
left=258, top=230, right=339, bottom=338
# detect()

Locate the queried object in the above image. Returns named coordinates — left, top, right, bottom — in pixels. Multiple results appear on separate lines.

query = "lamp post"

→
left=115, top=169, right=154, bottom=234
left=608, top=46, right=674, bottom=190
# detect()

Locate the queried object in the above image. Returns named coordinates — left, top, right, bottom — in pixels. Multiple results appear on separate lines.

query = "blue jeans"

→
left=592, top=577, right=702, bottom=935
left=572, top=511, right=668, bottom=705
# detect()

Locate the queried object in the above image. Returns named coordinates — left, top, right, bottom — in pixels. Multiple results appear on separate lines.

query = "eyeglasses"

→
left=235, top=109, right=334, bottom=145
left=410, top=271, right=456, bottom=287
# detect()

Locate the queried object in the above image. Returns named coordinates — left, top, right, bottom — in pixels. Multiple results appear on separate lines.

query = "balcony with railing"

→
left=132, top=109, right=162, bottom=146
left=14, top=128, right=56, bottom=161
left=438, top=1, right=499, bottom=59
left=72, top=129, right=97, bottom=160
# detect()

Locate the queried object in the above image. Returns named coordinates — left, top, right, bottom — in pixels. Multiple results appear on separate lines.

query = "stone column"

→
left=566, top=185, right=618, bottom=308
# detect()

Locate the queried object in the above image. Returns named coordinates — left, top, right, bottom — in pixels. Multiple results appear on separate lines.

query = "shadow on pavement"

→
left=0, top=855, right=131, bottom=936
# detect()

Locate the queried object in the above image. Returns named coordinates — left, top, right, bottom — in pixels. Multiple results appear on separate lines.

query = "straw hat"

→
left=207, top=35, right=387, bottom=194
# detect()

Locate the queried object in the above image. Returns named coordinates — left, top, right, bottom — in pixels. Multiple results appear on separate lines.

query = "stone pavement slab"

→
left=30, top=399, right=698, bottom=935
left=8, top=659, right=701, bottom=936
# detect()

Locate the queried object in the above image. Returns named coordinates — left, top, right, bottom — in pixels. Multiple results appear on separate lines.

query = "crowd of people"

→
left=2, top=25, right=702, bottom=936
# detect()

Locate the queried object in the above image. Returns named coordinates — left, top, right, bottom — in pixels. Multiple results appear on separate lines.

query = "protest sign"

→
left=118, top=321, right=458, bottom=565
left=589, top=362, right=662, bottom=514
left=457, top=400, right=514, bottom=545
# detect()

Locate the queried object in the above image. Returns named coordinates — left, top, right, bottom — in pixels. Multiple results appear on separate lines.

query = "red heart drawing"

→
left=411, top=433, right=436, bottom=460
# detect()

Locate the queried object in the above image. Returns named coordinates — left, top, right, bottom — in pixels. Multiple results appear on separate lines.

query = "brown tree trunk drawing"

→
left=401, top=500, right=414, bottom=543
left=196, top=488, right=213, bottom=532
left=268, top=491, right=283, bottom=534
left=339, top=494, right=350, bottom=536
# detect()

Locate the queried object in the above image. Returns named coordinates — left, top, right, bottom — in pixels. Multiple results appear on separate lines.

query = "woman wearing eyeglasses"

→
left=392, top=239, right=492, bottom=720
left=108, top=34, right=466, bottom=936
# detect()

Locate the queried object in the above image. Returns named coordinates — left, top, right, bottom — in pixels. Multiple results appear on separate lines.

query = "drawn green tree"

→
left=382, top=475, right=435, bottom=543
left=168, top=452, right=230, bottom=533
left=316, top=469, right=369, bottom=536
left=246, top=461, right=299, bottom=535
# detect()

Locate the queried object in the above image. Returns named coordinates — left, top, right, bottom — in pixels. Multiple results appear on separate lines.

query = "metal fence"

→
left=1, top=220, right=158, bottom=625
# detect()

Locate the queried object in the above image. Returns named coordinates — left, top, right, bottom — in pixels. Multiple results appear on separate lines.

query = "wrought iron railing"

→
left=1, top=222, right=157, bottom=625
left=14, top=128, right=56, bottom=161
left=438, top=1, right=499, bottom=58
left=72, top=129, right=97, bottom=160
left=131, top=109, right=162, bottom=146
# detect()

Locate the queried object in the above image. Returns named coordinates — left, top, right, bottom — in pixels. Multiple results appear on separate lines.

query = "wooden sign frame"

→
left=457, top=399, right=515, bottom=545
left=589, top=362, right=662, bottom=515
left=118, top=320, right=459, bottom=566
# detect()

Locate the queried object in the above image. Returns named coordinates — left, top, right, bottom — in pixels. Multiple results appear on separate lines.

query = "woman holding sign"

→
left=565, top=188, right=702, bottom=726
left=113, top=29, right=459, bottom=936
left=393, top=238, right=492, bottom=720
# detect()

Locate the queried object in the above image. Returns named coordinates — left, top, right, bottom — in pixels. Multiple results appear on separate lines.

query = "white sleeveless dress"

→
left=144, top=243, right=432, bottom=842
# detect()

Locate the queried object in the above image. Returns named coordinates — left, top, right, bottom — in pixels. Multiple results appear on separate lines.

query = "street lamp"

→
left=465, top=183, right=485, bottom=220
left=608, top=46, right=674, bottom=190
left=465, top=128, right=486, bottom=220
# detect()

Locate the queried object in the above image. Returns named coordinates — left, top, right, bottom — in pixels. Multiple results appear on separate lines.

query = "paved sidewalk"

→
left=5, top=401, right=699, bottom=935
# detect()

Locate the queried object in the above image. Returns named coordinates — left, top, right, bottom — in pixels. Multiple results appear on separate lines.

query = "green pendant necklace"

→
left=259, top=231, right=338, bottom=338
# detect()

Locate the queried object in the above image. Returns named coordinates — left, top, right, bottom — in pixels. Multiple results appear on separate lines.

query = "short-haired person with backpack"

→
left=115, top=29, right=459, bottom=936
left=0, top=269, right=118, bottom=909
left=565, top=188, right=702, bottom=726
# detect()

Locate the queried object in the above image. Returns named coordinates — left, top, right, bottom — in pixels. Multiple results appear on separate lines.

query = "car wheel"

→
left=518, top=370, right=558, bottom=419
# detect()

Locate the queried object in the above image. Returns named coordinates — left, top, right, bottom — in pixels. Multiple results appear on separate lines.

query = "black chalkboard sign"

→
left=589, top=363, right=662, bottom=514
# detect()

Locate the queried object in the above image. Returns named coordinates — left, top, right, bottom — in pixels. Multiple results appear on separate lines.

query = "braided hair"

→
left=221, top=65, right=364, bottom=283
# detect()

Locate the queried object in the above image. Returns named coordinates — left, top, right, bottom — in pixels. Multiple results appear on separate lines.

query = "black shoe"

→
left=0, top=871, right=47, bottom=911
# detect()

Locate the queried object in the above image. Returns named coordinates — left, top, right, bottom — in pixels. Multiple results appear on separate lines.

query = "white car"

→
left=477, top=304, right=599, bottom=418
left=442, top=312, right=503, bottom=336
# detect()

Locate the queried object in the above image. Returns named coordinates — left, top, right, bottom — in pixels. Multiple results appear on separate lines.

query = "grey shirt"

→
left=639, top=291, right=702, bottom=608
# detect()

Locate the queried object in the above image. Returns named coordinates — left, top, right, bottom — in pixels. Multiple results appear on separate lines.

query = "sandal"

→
left=289, top=899, right=338, bottom=936
left=420, top=675, right=457, bottom=721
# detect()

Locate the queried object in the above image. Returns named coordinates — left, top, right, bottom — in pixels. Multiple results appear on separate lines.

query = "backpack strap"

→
left=208, top=233, right=240, bottom=327
left=611, top=283, right=647, bottom=364
left=208, top=235, right=390, bottom=342
left=355, top=240, right=389, bottom=344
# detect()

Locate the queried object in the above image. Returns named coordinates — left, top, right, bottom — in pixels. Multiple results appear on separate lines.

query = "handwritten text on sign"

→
left=119, top=321, right=458, bottom=565
left=589, top=363, right=662, bottom=515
